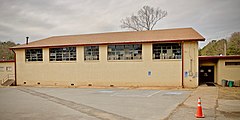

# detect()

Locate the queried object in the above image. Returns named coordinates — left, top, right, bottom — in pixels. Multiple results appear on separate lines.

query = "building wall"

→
left=15, top=42, right=198, bottom=87
left=217, top=59, right=240, bottom=85
left=183, top=41, right=199, bottom=87
left=0, top=61, right=15, bottom=84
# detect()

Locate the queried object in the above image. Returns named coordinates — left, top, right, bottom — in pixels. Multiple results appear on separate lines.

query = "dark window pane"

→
left=25, top=49, right=43, bottom=61
left=84, top=46, right=99, bottom=61
left=225, top=62, right=240, bottom=66
left=49, top=47, right=76, bottom=61
left=153, top=43, right=181, bottom=59
left=107, top=44, right=142, bottom=60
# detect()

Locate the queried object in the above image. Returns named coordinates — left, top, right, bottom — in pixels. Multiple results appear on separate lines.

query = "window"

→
left=225, top=62, right=240, bottom=66
left=0, top=66, right=4, bottom=72
left=108, top=44, right=142, bottom=60
left=6, top=67, right=12, bottom=71
left=153, top=43, right=181, bottom=59
left=84, top=46, right=99, bottom=60
left=49, top=47, right=76, bottom=61
left=26, top=49, right=43, bottom=61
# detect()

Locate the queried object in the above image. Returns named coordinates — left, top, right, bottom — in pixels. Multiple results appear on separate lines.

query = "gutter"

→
left=181, top=41, right=184, bottom=88
left=11, top=49, right=17, bottom=86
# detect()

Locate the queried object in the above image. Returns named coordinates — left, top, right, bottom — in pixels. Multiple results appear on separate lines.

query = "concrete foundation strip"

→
left=17, top=87, right=132, bottom=120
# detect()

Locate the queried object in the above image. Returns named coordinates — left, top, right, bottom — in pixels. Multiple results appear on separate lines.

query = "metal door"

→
left=199, top=66, right=214, bottom=84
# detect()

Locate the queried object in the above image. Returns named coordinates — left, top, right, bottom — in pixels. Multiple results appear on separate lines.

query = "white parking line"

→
left=98, top=90, right=115, bottom=93
left=110, top=94, right=147, bottom=97
left=147, top=91, right=161, bottom=97
left=164, top=92, right=182, bottom=95
left=110, top=90, right=161, bottom=98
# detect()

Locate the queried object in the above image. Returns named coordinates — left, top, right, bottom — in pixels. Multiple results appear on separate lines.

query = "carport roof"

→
left=11, top=27, right=205, bottom=49
left=199, top=56, right=240, bottom=61
left=0, top=60, right=15, bottom=63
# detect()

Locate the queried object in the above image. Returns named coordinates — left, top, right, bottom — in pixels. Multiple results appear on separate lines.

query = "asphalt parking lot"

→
left=0, top=87, right=191, bottom=120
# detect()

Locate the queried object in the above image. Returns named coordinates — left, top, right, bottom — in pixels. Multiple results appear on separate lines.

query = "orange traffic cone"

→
left=195, top=97, right=204, bottom=118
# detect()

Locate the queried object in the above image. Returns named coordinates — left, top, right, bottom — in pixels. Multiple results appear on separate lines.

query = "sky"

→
left=0, top=0, right=240, bottom=48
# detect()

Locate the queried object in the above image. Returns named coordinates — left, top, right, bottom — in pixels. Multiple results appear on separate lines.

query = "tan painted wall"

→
left=217, top=59, right=240, bottom=85
left=0, top=62, right=15, bottom=84
left=15, top=42, right=198, bottom=87
left=183, top=41, right=199, bottom=87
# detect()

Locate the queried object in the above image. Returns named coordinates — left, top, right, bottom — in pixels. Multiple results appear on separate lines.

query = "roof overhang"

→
left=199, top=56, right=240, bottom=61
left=10, top=27, right=205, bottom=49
left=0, top=60, right=15, bottom=63
left=10, top=39, right=204, bottom=50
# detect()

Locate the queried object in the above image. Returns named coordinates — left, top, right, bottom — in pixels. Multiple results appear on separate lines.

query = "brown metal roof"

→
left=11, top=27, right=205, bottom=49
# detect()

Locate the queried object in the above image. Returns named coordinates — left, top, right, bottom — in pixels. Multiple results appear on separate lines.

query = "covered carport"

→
left=199, top=56, right=240, bottom=86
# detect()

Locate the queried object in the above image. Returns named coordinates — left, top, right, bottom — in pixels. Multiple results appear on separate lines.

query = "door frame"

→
left=199, top=65, right=216, bottom=85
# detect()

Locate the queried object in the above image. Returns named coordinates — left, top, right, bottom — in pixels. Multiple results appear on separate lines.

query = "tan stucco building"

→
left=199, top=56, right=240, bottom=86
left=10, top=28, right=205, bottom=88
left=0, top=60, right=15, bottom=86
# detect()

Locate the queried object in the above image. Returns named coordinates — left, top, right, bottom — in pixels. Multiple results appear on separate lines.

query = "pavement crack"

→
left=163, top=91, right=193, bottom=120
left=17, top=87, right=132, bottom=120
left=214, top=87, right=219, bottom=120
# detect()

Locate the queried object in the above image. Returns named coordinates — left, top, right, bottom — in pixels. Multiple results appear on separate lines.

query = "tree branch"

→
left=121, top=6, right=167, bottom=31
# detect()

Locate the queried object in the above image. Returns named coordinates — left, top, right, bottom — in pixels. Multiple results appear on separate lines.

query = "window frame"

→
left=49, top=46, right=77, bottom=61
left=6, top=66, right=12, bottom=72
left=225, top=62, right=240, bottom=66
left=107, top=44, right=142, bottom=61
left=0, top=66, right=4, bottom=72
left=84, top=46, right=99, bottom=61
left=152, top=43, right=182, bottom=60
left=25, top=49, right=43, bottom=62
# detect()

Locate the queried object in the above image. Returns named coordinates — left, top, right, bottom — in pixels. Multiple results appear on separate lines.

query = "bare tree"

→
left=121, top=6, right=167, bottom=31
